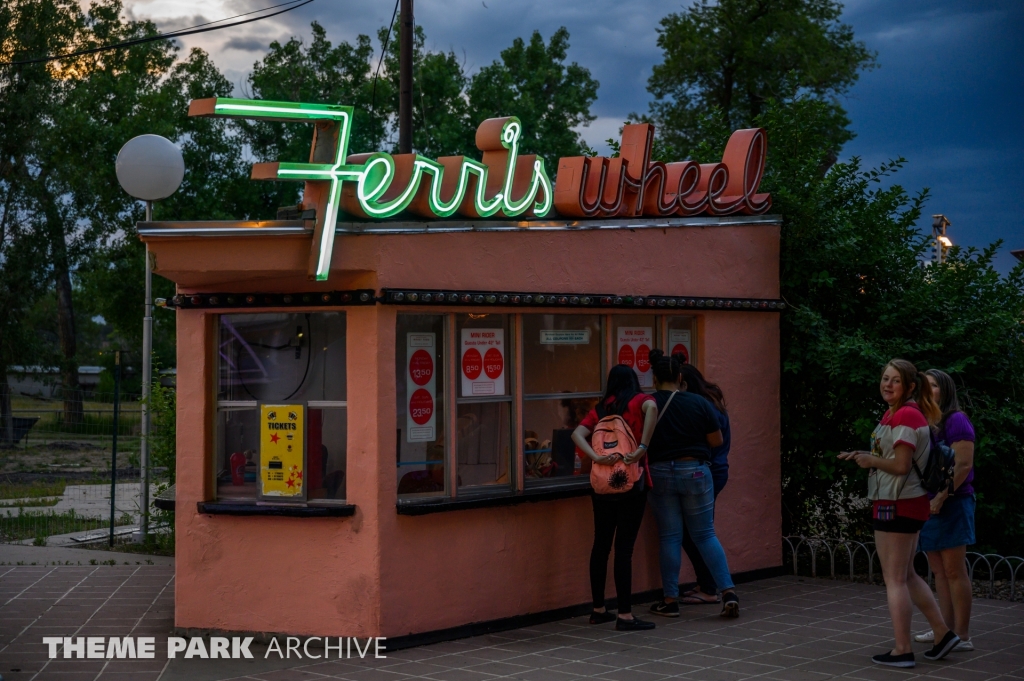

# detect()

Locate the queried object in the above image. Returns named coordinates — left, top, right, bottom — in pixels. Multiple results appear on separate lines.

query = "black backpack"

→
left=913, top=437, right=954, bottom=495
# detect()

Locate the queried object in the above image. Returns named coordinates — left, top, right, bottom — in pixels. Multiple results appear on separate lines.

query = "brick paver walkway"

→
left=1, top=569, right=1022, bottom=680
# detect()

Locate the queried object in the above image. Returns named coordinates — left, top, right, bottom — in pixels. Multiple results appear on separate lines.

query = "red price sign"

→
left=618, top=344, right=635, bottom=368
left=484, top=347, right=503, bottom=379
left=671, top=344, right=689, bottom=363
left=636, top=344, right=651, bottom=373
left=462, top=347, right=482, bottom=379
left=409, top=389, right=434, bottom=425
left=409, top=349, right=434, bottom=386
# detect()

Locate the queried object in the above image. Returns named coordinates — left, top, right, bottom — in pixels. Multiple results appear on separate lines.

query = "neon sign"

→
left=189, top=98, right=553, bottom=280
left=553, top=124, right=770, bottom=218
left=188, top=97, right=770, bottom=281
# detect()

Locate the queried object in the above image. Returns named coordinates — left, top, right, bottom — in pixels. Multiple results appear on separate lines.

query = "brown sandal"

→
left=679, top=592, right=720, bottom=605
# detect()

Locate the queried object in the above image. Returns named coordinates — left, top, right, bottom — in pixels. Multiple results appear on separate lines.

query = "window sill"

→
left=397, top=484, right=591, bottom=516
left=197, top=502, right=355, bottom=517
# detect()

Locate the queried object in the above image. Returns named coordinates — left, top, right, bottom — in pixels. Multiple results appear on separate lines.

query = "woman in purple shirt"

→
left=914, top=369, right=976, bottom=651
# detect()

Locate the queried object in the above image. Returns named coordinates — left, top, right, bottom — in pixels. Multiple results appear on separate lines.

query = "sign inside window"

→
left=461, top=329, right=505, bottom=396
left=539, top=330, right=591, bottom=345
left=617, top=327, right=653, bottom=388
left=406, top=333, right=437, bottom=442
left=669, top=329, right=692, bottom=364
left=259, top=403, right=305, bottom=500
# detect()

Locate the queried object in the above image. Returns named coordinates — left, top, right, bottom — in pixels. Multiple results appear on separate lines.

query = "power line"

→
left=4, top=0, right=315, bottom=67
left=370, top=0, right=401, bottom=119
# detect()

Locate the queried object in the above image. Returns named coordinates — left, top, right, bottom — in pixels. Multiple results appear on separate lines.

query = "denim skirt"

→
left=919, top=494, right=976, bottom=552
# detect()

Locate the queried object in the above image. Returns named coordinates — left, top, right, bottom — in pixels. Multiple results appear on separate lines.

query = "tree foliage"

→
left=694, top=98, right=1024, bottom=554
left=645, top=0, right=875, bottom=162
left=467, top=27, right=598, bottom=161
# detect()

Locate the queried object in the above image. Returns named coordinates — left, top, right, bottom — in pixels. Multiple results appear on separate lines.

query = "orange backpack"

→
left=589, top=414, right=641, bottom=494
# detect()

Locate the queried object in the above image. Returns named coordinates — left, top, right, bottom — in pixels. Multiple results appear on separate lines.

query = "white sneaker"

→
left=914, top=629, right=934, bottom=643
left=954, top=639, right=974, bottom=652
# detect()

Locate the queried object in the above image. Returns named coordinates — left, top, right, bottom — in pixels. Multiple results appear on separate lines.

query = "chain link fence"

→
left=0, top=388, right=169, bottom=548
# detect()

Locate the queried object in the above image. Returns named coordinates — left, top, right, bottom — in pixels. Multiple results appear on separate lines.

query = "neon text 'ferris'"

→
left=188, top=98, right=554, bottom=281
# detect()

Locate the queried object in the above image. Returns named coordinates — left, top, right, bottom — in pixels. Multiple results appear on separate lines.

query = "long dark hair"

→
left=597, top=364, right=641, bottom=418
left=925, top=368, right=962, bottom=430
left=680, top=363, right=727, bottom=414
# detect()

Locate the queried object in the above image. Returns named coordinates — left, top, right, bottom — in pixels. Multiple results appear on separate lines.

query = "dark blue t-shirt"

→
left=709, top=404, right=730, bottom=471
left=647, top=390, right=720, bottom=463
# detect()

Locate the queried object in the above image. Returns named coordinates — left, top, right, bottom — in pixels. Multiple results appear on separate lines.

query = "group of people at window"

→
left=571, top=350, right=738, bottom=630
left=574, top=353, right=978, bottom=667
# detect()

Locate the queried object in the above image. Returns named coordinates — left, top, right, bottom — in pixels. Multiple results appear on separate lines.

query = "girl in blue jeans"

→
left=645, top=349, right=739, bottom=618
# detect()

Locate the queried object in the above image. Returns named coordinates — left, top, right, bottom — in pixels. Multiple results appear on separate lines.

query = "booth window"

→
left=396, top=314, right=446, bottom=498
left=522, top=314, right=602, bottom=486
left=216, top=313, right=348, bottom=503
left=455, top=314, right=513, bottom=492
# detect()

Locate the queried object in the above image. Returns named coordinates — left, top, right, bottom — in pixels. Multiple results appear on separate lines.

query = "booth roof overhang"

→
left=139, top=214, right=785, bottom=309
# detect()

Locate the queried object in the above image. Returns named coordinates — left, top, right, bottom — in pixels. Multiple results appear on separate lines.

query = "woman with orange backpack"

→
left=572, top=364, right=658, bottom=631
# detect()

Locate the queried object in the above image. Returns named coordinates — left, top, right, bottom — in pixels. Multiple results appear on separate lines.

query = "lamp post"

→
left=115, top=135, right=184, bottom=543
left=932, top=214, right=952, bottom=264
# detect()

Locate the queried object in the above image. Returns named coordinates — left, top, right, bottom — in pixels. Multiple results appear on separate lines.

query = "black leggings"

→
left=590, top=490, right=647, bottom=615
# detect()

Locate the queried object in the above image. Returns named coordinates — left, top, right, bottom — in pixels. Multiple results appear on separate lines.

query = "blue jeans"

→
left=649, top=460, right=735, bottom=598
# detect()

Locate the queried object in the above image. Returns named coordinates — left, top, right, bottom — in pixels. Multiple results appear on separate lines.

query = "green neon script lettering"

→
left=203, top=98, right=553, bottom=281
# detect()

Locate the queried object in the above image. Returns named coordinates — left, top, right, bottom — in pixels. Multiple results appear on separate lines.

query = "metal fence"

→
left=783, top=535, right=1024, bottom=601
left=0, top=387, right=168, bottom=548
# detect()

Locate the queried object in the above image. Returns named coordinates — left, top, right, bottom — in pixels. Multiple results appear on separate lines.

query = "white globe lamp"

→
left=114, top=134, right=183, bottom=545
left=115, top=134, right=184, bottom=202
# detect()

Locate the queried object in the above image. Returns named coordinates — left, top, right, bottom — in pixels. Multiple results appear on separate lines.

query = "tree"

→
left=3, top=0, right=255, bottom=421
left=644, top=0, right=875, bottom=162
left=714, top=98, right=1024, bottom=555
left=468, top=27, right=599, bottom=162
left=379, top=25, right=474, bottom=158
left=240, top=22, right=389, bottom=214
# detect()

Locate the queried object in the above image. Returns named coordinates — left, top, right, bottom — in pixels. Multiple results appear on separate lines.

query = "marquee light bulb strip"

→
left=159, top=289, right=785, bottom=312
left=381, top=289, right=785, bottom=311
left=164, top=290, right=376, bottom=310
left=189, top=98, right=553, bottom=282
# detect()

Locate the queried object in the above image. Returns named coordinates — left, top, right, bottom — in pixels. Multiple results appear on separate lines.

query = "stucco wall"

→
left=160, top=221, right=781, bottom=638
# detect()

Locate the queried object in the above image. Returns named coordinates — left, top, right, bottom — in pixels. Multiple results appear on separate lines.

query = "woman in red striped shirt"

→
left=839, top=359, right=957, bottom=668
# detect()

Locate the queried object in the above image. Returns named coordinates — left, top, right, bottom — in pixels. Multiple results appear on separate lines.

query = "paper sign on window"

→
left=539, top=329, right=591, bottom=345
left=669, top=329, right=692, bottom=364
left=617, top=327, right=653, bottom=388
left=407, top=333, right=437, bottom=442
left=461, top=328, right=505, bottom=396
left=259, top=403, right=305, bottom=499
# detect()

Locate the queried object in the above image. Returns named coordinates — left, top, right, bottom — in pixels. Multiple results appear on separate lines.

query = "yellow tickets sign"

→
left=259, top=404, right=305, bottom=499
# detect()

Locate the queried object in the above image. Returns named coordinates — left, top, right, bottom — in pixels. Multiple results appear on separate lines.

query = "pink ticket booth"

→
left=144, top=97, right=783, bottom=643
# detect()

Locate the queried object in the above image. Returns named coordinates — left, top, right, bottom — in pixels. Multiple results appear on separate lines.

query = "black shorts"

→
left=873, top=516, right=926, bottom=534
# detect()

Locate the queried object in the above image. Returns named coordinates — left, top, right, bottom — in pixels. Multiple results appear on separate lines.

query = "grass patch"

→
left=0, top=480, right=67, bottom=500
left=0, top=497, right=60, bottom=508
left=0, top=508, right=132, bottom=543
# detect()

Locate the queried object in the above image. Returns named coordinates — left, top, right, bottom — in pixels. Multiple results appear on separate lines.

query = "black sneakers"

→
left=615, top=616, right=656, bottom=631
left=872, top=651, right=916, bottom=668
left=650, top=600, right=680, bottom=617
left=720, top=592, right=740, bottom=618
left=589, top=610, right=616, bottom=624
left=924, top=631, right=962, bottom=661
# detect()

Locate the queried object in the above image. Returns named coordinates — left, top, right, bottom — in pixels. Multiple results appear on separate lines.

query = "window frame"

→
left=212, top=311, right=351, bottom=507
left=396, top=309, right=702, bottom=506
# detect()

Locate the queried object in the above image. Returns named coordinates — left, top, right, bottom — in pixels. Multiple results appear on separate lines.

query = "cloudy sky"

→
left=121, top=0, right=1024, bottom=271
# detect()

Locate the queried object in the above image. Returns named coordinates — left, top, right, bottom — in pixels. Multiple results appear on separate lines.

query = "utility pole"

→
left=399, top=0, right=413, bottom=154
left=932, top=214, right=952, bottom=264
